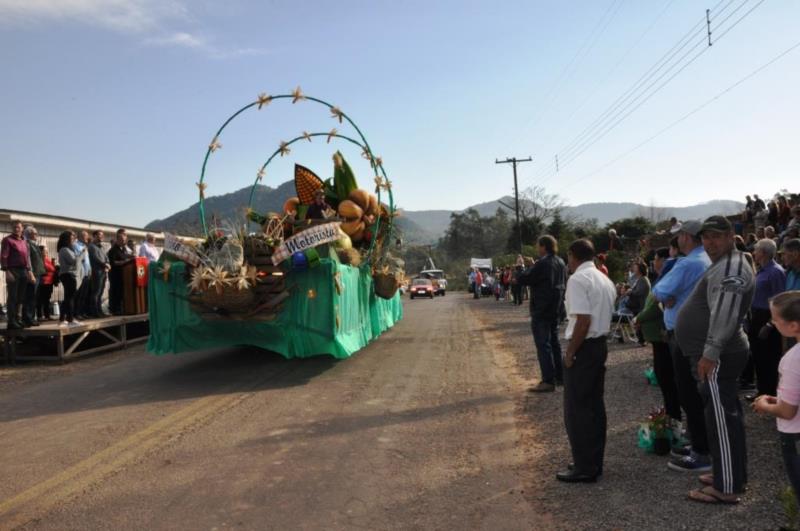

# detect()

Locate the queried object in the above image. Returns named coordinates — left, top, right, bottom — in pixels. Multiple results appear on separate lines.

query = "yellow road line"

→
left=0, top=385, right=257, bottom=529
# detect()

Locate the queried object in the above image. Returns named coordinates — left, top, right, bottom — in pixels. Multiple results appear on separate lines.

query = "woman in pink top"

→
left=753, top=291, right=800, bottom=504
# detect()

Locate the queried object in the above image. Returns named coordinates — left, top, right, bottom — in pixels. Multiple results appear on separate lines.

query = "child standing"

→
left=753, top=291, right=800, bottom=504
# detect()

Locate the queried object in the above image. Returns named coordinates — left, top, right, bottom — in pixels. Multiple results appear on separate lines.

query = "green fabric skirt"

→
left=146, top=259, right=403, bottom=359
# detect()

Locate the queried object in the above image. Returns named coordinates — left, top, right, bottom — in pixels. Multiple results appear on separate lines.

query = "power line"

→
left=523, top=0, right=623, bottom=133
left=713, top=0, right=767, bottom=43
left=553, top=37, right=800, bottom=196
left=537, top=0, right=765, bottom=185
left=554, top=34, right=709, bottom=170
left=538, top=0, right=678, bottom=173
left=536, top=29, right=711, bottom=184
left=531, top=6, right=718, bottom=183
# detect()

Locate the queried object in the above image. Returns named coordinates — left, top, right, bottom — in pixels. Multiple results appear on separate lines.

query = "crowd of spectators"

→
left=1, top=222, right=161, bottom=329
left=471, top=190, right=800, bottom=507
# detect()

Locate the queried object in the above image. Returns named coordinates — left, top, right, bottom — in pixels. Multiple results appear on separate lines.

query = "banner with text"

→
left=271, top=222, right=342, bottom=265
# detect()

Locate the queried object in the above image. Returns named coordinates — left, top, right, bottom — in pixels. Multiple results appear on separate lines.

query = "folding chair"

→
left=609, top=309, right=638, bottom=343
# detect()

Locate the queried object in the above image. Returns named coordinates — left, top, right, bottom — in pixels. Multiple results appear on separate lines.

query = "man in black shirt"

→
left=518, top=235, right=568, bottom=392
left=107, top=228, right=134, bottom=315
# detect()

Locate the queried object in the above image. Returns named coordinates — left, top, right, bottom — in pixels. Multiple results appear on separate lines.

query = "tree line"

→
left=400, top=186, right=663, bottom=289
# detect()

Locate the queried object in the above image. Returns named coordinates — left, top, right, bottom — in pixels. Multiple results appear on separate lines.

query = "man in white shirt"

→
left=138, top=233, right=161, bottom=262
left=557, top=239, right=617, bottom=483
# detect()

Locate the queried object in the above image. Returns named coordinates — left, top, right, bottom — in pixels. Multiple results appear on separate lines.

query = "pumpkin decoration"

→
left=337, top=189, right=378, bottom=242
left=337, top=199, right=363, bottom=221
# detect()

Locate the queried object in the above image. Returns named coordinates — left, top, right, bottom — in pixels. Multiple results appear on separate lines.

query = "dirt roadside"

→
left=470, top=295, right=787, bottom=531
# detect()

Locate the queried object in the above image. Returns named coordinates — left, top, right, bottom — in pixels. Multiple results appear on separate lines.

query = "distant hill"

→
left=402, top=198, right=743, bottom=237
left=147, top=182, right=743, bottom=243
left=146, top=181, right=439, bottom=244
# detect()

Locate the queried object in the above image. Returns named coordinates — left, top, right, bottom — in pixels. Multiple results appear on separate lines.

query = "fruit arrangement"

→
left=270, top=151, right=392, bottom=251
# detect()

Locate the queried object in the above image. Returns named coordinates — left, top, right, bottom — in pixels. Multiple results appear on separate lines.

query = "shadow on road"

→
left=0, top=347, right=339, bottom=423
left=238, top=395, right=509, bottom=447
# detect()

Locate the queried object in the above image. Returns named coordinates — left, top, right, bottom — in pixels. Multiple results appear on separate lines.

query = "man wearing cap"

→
left=652, top=220, right=712, bottom=473
left=675, top=215, right=754, bottom=504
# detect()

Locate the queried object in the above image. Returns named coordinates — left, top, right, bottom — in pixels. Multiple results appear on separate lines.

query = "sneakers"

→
left=68, top=320, right=83, bottom=327
left=58, top=321, right=68, bottom=327
left=670, top=445, right=691, bottom=459
left=668, top=452, right=712, bottom=473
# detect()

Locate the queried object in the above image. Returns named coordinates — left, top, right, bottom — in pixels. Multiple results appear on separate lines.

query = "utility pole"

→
left=495, top=156, right=532, bottom=253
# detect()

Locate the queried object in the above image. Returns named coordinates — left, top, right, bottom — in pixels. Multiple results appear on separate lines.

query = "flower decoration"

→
left=291, top=86, right=305, bottom=104
left=373, top=175, right=391, bottom=192
left=361, top=147, right=372, bottom=160
left=374, top=156, right=383, bottom=168
left=209, top=137, right=222, bottom=153
left=189, top=267, right=207, bottom=292
left=160, top=261, right=172, bottom=282
left=256, top=167, right=265, bottom=182
left=245, top=265, right=259, bottom=285
left=257, top=93, right=272, bottom=110
left=235, top=266, right=251, bottom=290
left=278, top=141, right=291, bottom=157
left=196, top=181, right=208, bottom=199
left=330, top=106, right=344, bottom=123
left=326, top=128, right=338, bottom=144
left=207, top=265, right=230, bottom=295
left=302, top=131, right=313, bottom=142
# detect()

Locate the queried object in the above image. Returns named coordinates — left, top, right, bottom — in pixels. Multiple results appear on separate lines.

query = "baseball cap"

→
left=699, top=215, right=733, bottom=234
left=678, top=220, right=703, bottom=237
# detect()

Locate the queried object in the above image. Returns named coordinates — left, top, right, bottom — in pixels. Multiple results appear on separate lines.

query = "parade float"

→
left=147, top=88, right=404, bottom=359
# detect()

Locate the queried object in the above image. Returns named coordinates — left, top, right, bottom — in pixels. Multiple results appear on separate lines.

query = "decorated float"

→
left=147, top=88, right=404, bottom=359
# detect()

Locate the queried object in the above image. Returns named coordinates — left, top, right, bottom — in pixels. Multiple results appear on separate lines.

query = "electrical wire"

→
left=553, top=37, right=800, bottom=197
left=536, top=0, right=678, bottom=177
left=523, top=0, right=624, bottom=133
left=713, top=0, right=767, bottom=43
left=536, top=0, right=766, bottom=185
left=531, top=7, right=716, bottom=183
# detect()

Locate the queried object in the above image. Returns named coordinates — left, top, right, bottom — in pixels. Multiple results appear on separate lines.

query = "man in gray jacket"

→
left=675, top=216, right=755, bottom=504
left=88, top=230, right=111, bottom=317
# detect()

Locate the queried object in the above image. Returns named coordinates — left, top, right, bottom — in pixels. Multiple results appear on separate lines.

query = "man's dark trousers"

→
left=668, top=332, right=709, bottom=455
left=5, top=267, right=28, bottom=326
left=532, top=318, right=563, bottom=384
left=90, top=270, right=107, bottom=316
left=22, top=275, right=40, bottom=324
left=563, top=337, right=607, bottom=475
left=696, top=349, right=749, bottom=494
left=108, top=271, right=123, bottom=314
left=75, top=275, right=91, bottom=316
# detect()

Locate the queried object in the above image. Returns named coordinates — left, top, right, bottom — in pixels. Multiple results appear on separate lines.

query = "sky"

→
left=0, top=0, right=798, bottom=228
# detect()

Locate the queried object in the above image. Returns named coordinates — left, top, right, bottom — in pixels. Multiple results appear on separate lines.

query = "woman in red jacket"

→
left=37, top=246, right=57, bottom=321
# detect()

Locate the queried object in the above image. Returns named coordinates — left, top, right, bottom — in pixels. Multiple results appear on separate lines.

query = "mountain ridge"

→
left=146, top=182, right=744, bottom=245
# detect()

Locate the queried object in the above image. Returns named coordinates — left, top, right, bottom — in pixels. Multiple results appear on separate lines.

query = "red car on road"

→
left=409, top=278, right=434, bottom=299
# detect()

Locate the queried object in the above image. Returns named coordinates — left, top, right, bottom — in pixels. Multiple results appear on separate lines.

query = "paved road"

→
left=0, top=295, right=541, bottom=530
